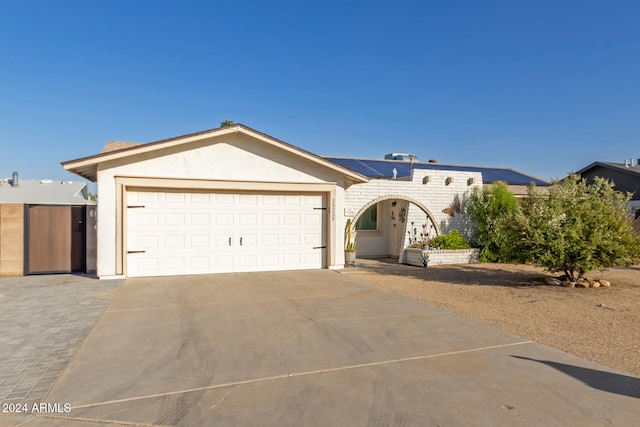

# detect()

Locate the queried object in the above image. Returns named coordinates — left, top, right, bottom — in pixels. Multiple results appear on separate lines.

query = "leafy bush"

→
left=431, top=230, right=470, bottom=249
left=502, top=175, right=640, bottom=280
left=464, top=181, right=518, bottom=261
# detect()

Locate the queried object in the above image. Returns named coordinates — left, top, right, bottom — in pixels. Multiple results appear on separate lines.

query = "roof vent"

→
left=40, top=179, right=53, bottom=184
left=11, top=171, right=18, bottom=187
left=428, top=159, right=437, bottom=163
left=384, top=153, right=419, bottom=162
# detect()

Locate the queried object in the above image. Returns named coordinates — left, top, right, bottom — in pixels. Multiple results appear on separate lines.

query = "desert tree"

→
left=503, top=175, right=640, bottom=281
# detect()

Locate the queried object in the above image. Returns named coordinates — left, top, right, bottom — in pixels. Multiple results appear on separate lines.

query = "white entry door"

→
left=126, top=190, right=326, bottom=277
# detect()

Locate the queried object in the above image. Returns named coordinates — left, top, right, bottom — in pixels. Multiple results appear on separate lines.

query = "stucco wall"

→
left=0, top=203, right=24, bottom=277
left=96, top=134, right=350, bottom=277
left=344, top=169, right=482, bottom=260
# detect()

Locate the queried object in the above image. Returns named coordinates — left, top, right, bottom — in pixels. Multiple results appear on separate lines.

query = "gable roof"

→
left=62, top=124, right=369, bottom=183
left=101, top=141, right=141, bottom=153
left=0, top=179, right=94, bottom=205
left=324, top=156, right=550, bottom=186
left=576, top=161, right=640, bottom=178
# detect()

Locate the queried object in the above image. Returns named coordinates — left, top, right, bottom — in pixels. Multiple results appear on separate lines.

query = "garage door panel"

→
left=261, top=195, right=279, bottom=205
left=190, top=213, right=211, bottom=226
left=135, top=192, right=159, bottom=204
left=215, top=255, right=234, bottom=269
left=190, top=235, right=211, bottom=247
left=127, top=190, right=325, bottom=277
left=261, top=213, right=278, bottom=226
left=213, top=235, right=232, bottom=248
left=215, top=194, right=234, bottom=204
left=283, top=234, right=300, bottom=245
left=132, top=212, right=159, bottom=227
left=189, top=193, right=210, bottom=204
left=282, top=214, right=300, bottom=226
left=215, top=213, right=234, bottom=226
left=239, top=194, right=258, bottom=205
left=261, top=234, right=279, bottom=246
left=163, top=257, right=185, bottom=271
left=284, top=195, right=303, bottom=205
left=164, top=193, right=185, bottom=204
left=304, top=234, right=321, bottom=245
left=239, top=213, right=257, bottom=226
left=190, top=256, right=211, bottom=269
left=133, top=235, right=159, bottom=249
left=304, top=253, right=321, bottom=265
left=283, top=253, right=301, bottom=265
left=241, top=234, right=257, bottom=247
left=261, top=254, right=279, bottom=266
left=163, top=213, right=185, bottom=226
left=164, top=235, right=186, bottom=248
left=304, top=213, right=321, bottom=226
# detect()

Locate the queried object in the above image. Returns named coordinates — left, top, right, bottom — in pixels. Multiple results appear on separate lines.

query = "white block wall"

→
left=344, top=169, right=482, bottom=260
left=405, top=248, right=480, bottom=266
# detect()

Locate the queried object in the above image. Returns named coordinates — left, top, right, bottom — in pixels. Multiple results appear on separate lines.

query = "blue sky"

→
left=1, top=1, right=639, bottom=187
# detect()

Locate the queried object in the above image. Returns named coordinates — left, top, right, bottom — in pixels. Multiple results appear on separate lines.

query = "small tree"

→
left=504, top=175, right=640, bottom=281
left=465, top=181, right=518, bottom=261
left=220, top=120, right=234, bottom=127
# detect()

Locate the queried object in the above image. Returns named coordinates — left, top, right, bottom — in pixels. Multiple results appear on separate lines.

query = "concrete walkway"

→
left=1, top=269, right=638, bottom=426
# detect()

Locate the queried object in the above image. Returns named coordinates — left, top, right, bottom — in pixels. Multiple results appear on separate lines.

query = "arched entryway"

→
left=349, top=195, right=440, bottom=260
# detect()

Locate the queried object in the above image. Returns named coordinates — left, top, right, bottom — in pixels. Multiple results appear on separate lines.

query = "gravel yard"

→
left=344, top=259, right=640, bottom=377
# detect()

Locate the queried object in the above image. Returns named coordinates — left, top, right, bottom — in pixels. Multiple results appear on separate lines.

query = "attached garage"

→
left=126, top=190, right=326, bottom=277
left=62, top=124, right=367, bottom=279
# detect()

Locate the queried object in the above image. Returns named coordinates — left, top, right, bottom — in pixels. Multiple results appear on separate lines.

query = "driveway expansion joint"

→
left=70, top=340, right=533, bottom=411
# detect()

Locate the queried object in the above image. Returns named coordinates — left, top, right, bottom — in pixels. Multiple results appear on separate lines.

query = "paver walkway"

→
left=0, top=274, right=122, bottom=406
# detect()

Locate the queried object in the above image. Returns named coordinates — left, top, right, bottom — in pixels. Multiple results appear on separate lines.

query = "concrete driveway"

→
left=4, top=269, right=639, bottom=426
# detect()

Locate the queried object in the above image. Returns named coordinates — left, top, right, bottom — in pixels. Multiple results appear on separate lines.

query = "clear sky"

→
left=1, top=1, right=639, bottom=187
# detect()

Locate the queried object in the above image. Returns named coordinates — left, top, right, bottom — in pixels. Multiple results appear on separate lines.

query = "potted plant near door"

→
left=344, top=218, right=357, bottom=267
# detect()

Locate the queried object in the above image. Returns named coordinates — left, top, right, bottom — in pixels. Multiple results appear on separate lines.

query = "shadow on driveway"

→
left=512, top=355, right=640, bottom=399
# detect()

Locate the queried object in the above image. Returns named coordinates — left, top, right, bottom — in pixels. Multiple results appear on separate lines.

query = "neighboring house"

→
left=576, top=160, right=640, bottom=213
left=0, top=172, right=96, bottom=277
left=575, top=159, right=640, bottom=236
left=62, top=124, right=549, bottom=279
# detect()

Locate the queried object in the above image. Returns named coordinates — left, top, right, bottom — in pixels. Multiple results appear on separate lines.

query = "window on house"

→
left=355, top=204, right=377, bottom=231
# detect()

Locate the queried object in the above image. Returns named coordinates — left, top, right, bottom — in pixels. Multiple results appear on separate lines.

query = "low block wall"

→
left=404, top=248, right=479, bottom=267
left=0, top=203, right=24, bottom=277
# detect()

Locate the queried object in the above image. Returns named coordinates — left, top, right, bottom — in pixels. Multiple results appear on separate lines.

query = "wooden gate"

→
left=25, top=205, right=86, bottom=274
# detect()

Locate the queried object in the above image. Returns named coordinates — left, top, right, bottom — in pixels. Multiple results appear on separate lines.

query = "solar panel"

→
left=325, top=157, right=548, bottom=186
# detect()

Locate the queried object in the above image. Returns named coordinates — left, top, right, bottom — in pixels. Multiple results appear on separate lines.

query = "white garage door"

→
left=126, top=190, right=326, bottom=277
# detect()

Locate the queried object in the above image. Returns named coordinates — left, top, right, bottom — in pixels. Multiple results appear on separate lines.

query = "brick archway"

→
left=350, top=195, right=441, bottom=235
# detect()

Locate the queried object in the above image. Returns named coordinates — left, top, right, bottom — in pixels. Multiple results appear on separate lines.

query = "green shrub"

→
left=502, top=175, right=640, bottom=280
left=431, top=230, right=470, bottom=249
left=465, top=181, right=518, bottom=262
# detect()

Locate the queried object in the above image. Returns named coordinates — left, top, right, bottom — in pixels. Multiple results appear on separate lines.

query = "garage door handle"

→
left=128, top=250, right=146, bottom=254
left=229, top=237, right=232, bottom=246
left=240, top=237, right=243, bottom=246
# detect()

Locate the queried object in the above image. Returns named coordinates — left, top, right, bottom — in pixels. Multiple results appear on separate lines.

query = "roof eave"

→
left=62, top=124, right=369, bottom=184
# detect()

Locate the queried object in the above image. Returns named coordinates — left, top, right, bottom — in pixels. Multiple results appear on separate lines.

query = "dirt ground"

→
left=346, top=259, right=640, bottom=378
